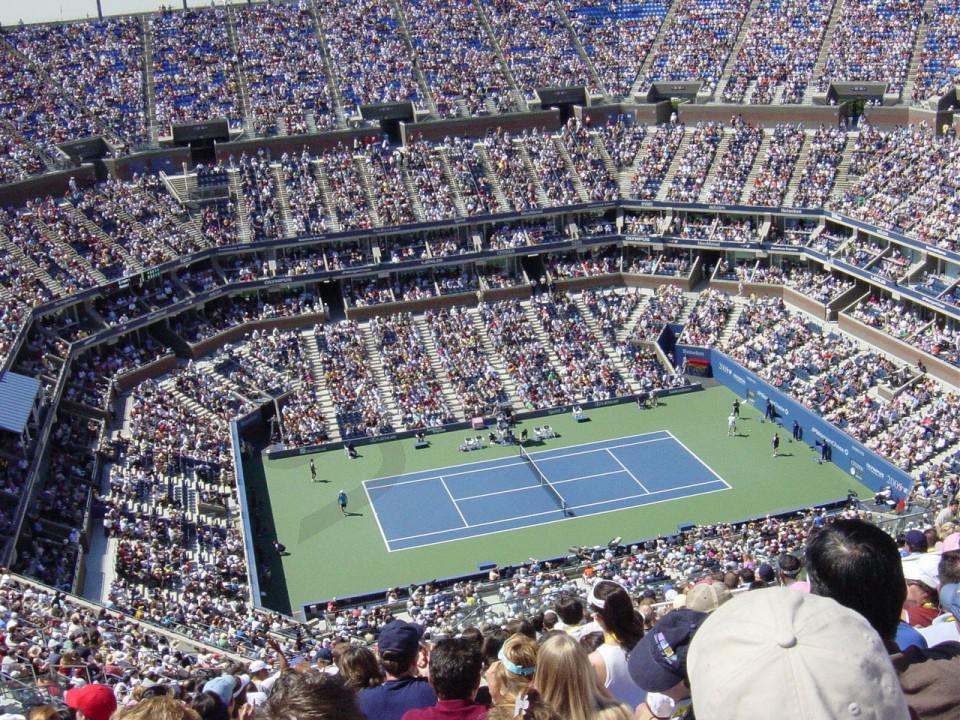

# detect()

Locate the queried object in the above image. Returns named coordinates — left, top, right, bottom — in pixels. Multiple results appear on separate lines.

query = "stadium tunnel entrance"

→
left=171, top=119, right=231, bottom=166
left=536, top=87, right=588, bottom=124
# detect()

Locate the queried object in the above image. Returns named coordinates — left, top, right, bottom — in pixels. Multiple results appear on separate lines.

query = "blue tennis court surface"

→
left=363, top=431, right=731, bottom=551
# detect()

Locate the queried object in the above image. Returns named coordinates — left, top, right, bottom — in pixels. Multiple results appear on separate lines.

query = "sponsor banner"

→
left=710, top=349, right=913, bottom=497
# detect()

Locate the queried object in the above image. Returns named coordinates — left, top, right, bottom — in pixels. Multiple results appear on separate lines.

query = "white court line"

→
left=363, top=430, right=672, bottom=489
left=366, top=436, right=671, bottom=491
left=361, top=478, right=391, bottom=550
left=387, top=479, right=729, bottom=547
left=440, top=478, right=469, bottom=527
left=454, top=470, right=627, bottom=502
left=606, top=448, right=649, bottom=493
left=664, top=430, right=732, bottom=489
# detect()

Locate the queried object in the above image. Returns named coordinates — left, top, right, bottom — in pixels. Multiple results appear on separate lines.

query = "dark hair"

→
left=256, top=672, right=364, bottom=720
left=590, top=581, right=643, bottom=651
left=578, top=631, right=604, bottom=653
left=939, top=551, right=960, bottom=585
left=553, top=595, right=584, bottom=626
left=379, top=645, right=418, bottom=677
left=504, top=618, right=536, bottom=640
left=805, top=519, right=906, bottom=641
left=738, top=568, right=755, bottom=584
left=190, top=692, right=228, bottom=720
left=777, top=553, right=802, bottom=579
left=429, top=638, right=483, bottom=701
left=459, top=627, right=483, bottom=648
left=480, top=629, right=509, bottom=667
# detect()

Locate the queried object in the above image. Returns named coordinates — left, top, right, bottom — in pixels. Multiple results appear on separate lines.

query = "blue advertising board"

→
left=696, top=348, right=913, bottom=498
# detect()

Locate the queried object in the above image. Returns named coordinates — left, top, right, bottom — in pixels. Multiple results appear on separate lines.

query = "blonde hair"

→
left=535, top=633, right=631, bottom=720
left=488, top=633, right=538, bottom=703
left=112, top=697, right=201, bottom=720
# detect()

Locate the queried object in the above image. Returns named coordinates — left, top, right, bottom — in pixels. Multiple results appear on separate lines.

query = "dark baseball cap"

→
left=905, top=529, right=927, bottom=552
left=377, top=620, right=424, bottom=656
left=628, top=609, right=707, bottom=692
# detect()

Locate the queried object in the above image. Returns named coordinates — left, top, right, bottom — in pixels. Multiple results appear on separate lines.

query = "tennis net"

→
left=519, top=445, right=569, bottom=515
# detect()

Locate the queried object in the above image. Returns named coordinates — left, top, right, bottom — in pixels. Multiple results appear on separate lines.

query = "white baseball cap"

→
left=688, top=588, right=909, bottom=720
left=902, top=553, right=940, bottom=591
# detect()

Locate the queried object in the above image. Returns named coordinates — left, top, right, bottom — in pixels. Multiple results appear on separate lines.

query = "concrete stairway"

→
left=352, top=156, right=385, bottom=227
left=656, top=128, right=694, bottom=201
left=830, top=132, right=860, bottom=198
left=436, top=146, right=470, bottom=217
left=296, top=329, right=343, bottom=442
left=517, top=143, right=552, bottom=207
left=271, top=165, right=298, bottom=237
left=141, top=16, right=159, bottom=145
left=697, top=128, right=733, bottom=202
left=629, top=0, right=683, bottom=96
left=310, top=160, right=343, bottom=233
left=738, top=128, right=774, bottom=204
left=718, top=297, right=747, bottom=345
left=714, top=0, right=766, bottom=100
left=61, top=202, right=143, bottom=274
left=466, top=308, right=527, bottom=413
left=474, top=144, right=513, bottom=212
left=226, top=169, right=253, bottom=243
left=552, top=136, right=591, bottom=204
left=901, top=0, right=938, bottom=104
left=401, top=170, right=428, bottom=222
left=413, top=316, right=467, bottom=421
left=359, top=323, right=407, bottom=430
left=571, top=293, right=645, bottom=393
left=0, top=231, right=65, bottom=297
left=782, top=131, right=815, bottom=207
left=225, top=6, right=255, bottom=134
left=33, top=216, right=109, bottom=286
left=803, top=0, right=847, bottom=102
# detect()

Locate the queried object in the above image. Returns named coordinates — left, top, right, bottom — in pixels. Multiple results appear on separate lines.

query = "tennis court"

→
left=363, top=430, right=731, bottom=551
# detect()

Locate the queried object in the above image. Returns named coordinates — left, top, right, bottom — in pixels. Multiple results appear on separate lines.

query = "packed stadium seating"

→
left=0, top=1, right=960, bottom=716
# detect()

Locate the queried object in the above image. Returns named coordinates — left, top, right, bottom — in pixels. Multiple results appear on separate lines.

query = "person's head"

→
left=337, top=646, right=383, bottom=692
left=504, top=617, right=536, bottom=640
left=255, top=672, right=364, bottom=720
left=553, top=595, right=584, bottom=626
left=201, top=675, right=237, bottom=714
left=902, top=553, right=940, bottom=609
left=112, top=697, right=200, bottom=720
left=775, top=553, right=802, bottom=585
left=535, top=632, right=630, bottom=720
left=248, top=660, right=270, bottom=681
left=429, top=638, right=483, bottom=702
left=190, top=691, right=228, bottom=720
left=64, top=684, right=117, bottom=720
left=904, top=529, right=928, bottom=554
left=939, top=548, right=960, bottom=585
left=26, top=706, right=60, bottom=720
left=684, top=583, right=732, bottom=614
left=627, top=609, right=707, bottom=703
left=805, top=519, right=905, bottom=642
left=587, top=580, right=643, bottom=651
left=377, top=620, right=424, bottom=677
left=688, top=588, right=910, bottom=720
left=486, top=633, right=538, bottom=704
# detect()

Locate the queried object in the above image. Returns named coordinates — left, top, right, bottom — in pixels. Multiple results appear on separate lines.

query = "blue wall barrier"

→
left=706, top=349, right=913, bottom=498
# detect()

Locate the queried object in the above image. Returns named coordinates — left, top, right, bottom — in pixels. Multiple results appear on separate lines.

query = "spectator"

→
left=401, top=638, right=487, bottom=720
left=484, top=633, right=537, bottom=706
left=902, top=553, right=942, bottom=628
left=535, top=633, right=631, bottom=720
left=805, top=518, right=960, bottom=717
left=585, top=580, right=646, bottom=709
left=358, top=621, right=436, bottom=720
left=256, top=671, right=365, bottom=720
left=688, top=588, right=911, bottom=720
left=64, top=684, right=118, bottom=720
left=338, top=646, right=384, bottom=692
left=112, top=697, right=201, bottom=720
left=627, top=609, right=706, bottom=720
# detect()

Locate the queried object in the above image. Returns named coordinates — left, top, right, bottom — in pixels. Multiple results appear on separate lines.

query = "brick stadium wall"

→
left=839, top=313, right=960, bottom=387
left=186, top=312, right=328, bottom=358
left=1, top=166, right=97, bottom=205
left=400, top=110, right=563, bottom=143
left=680, top=104, right=842, bottom=129
left=345, top=291, right=480, bottom=320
